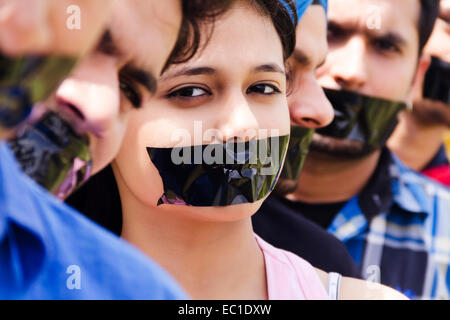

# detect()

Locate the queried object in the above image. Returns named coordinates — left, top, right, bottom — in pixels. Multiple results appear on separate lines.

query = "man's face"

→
left=312, top=0, right=422, bottom=156
left=0, top=0, right=110, bottom=139
left=274, top=5, right=334, bottom=195
left=412, top=0, right=450, bottom=126
left=51, top=0, right=182, bottom=174
left=286, top=5, right=334, bottom=129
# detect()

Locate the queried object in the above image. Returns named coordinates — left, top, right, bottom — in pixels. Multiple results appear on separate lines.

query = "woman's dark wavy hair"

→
left=66, top=0, right=298, bottom=235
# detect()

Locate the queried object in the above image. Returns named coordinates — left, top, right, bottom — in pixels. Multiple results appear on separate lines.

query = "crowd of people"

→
left=0, top=0, right=449, bottom=300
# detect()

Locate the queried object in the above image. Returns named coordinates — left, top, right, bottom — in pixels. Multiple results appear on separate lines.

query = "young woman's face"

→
left=113, top=3, right=290, bottom=222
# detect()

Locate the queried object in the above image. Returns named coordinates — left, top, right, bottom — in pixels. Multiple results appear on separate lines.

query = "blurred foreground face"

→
left=52, top=0, right=182, bottom=174
left=0, top=0, right=110, bottom=56
left=313, top=0, right=421, bottom=156
left=0, top=0, right=110, bottom=138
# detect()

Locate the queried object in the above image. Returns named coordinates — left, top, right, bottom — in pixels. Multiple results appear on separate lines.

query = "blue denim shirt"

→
left=0, top=143, right=187, bottom=299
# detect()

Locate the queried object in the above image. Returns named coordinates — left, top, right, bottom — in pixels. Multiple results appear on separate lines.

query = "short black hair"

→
left=418, top=0, right=440, bottom=54
left=164, top=0, right=235, bottom=70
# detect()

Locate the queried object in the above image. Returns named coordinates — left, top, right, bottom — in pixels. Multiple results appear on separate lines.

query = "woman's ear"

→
left=409, top=54, right=431, bottom=102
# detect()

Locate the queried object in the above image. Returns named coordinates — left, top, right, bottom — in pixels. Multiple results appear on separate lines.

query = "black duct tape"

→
left=0, top=54, right=77, bottom=128
left=317, top=88, right=406, bottom=148
left=423, top=56, right=450, bottom=106
left=280, top=126, right=314, bottom=181
left=8, top=111, right=92, bottom=199
left=147, top=135, right=290, bottom=207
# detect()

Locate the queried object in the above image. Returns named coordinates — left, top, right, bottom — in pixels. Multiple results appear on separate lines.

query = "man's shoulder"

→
left=32, top=187, right=186, bottom=299
left=391, top=154, right=450, bottom=213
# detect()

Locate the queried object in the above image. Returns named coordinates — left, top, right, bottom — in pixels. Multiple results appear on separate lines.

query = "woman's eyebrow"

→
left=160, top=66, right=216, bottom=80
left=253, top=64, right=285, bottom=74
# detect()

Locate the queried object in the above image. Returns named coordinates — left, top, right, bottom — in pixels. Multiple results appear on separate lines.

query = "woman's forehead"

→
left=163, top=5, right=285, bottom=78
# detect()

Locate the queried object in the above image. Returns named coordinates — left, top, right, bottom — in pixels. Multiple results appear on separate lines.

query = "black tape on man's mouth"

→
left=0, top=54, right=77, bottom=128
left=147, top=135, right=289, bottom=207
left=280, top=126, right=314, bottom=181
left=317, top=88, right=406, bottom=150
left=8, top=111, right=92, bottom=199
left=423, top=57, right=450, bottom=106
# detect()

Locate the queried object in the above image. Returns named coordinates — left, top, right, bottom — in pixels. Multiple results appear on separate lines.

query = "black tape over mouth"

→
left=147, top=135, right=289, bottom=207
left=423, top=56, right=450, bottom=106
left=280, top=126, right=314, bottom=181
left=8, top=111, right=92, bottom=199
left=0, top=54, right=78, bottom=128
left=317, top=88, right=406, bottom=149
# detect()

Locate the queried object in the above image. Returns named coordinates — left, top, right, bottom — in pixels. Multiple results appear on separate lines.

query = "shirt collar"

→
left=358, top=148, right=430, bottom=217
left=390, top=152, right=435, bottom=216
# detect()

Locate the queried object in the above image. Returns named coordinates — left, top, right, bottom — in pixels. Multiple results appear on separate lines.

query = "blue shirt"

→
left=0, top=143, right=188, bottom=299
left=328, top=151, right=450, bottom=300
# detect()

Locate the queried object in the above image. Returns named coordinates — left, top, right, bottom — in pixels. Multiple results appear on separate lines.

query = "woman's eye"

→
left=247, top=84, right=281, bottom=95
left=167, top=87, right=210, bottom=98
left=119, top=76, right=142, bottom=108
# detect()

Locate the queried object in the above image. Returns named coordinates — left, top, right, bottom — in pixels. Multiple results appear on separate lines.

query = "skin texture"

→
left=0, top=0, right=110, bottom=56
left=49, top=0, right=182, bottom=174
left=388, top=0, right=450, bottom=170
left=113, top=2, right=289, bottom=299
left=291, top=0, right=428, bottom=204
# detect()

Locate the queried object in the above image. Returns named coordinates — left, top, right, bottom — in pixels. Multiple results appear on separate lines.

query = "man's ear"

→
left=409, top=54, right=431, bottom=101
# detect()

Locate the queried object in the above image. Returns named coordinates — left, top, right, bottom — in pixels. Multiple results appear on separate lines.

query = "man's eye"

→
left=373, top=39, right=399, bottom=53
left=119, top=76, right=142, bottom=108
left=167, top=87, right=210, bottom=98
left=327, top=26, right=346, bottom=42
left=247, top=84, right=281, bottom=95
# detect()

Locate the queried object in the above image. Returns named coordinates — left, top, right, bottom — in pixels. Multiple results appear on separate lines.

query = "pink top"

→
left=255, top=235, right=329, bottom=300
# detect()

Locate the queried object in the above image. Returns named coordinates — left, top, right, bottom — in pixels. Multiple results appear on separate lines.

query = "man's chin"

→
left=273, top=177, right=298, bottom=197
left=309, top=133, right=378, bottom=159
left=412, top=99, right=450, bottom=127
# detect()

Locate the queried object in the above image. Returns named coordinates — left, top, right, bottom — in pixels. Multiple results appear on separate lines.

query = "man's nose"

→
left=330, top=37, right=368, bottom=92
left=54, top=54, right=121, bottom=136
left=288, top=71, right=334, bottom=128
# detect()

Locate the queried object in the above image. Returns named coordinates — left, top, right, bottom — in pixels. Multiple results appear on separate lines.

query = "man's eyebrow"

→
left=328, top=19, right=407, bottom=49
left=368, top=31, right=408, bottom=49
left=292, top=50, right=326, bottom=69
left=96, top=29, right=122, bottom=57
left=291, top=50, right=311, bottom=67
left=96, top=30, right=158, bottom=94
left=121, top=65, right=158, bottom=95
left=253, top=64, right=285, bottom=74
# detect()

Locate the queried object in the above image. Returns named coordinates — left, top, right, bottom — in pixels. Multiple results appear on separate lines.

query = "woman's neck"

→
left=288, top=150, right=381, bottom=204
left=117, top=180, right=267, bottom=300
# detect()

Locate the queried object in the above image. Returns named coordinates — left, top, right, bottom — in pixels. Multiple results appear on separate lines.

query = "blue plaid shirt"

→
left=328, top=150, right=450, bottom=300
